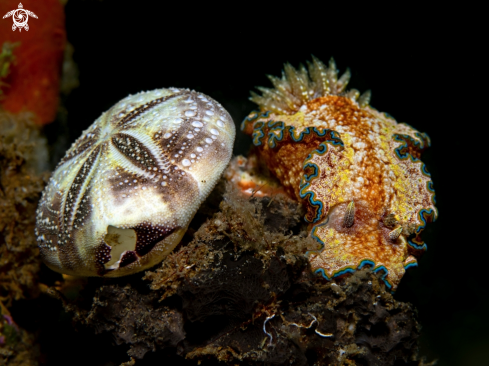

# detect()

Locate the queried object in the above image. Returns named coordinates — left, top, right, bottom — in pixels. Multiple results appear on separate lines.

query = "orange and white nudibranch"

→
left=242, top=57, right=437, bottom=290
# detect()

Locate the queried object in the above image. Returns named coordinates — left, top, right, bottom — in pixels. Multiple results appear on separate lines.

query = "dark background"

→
left=40, top=1, right=481, bottom=365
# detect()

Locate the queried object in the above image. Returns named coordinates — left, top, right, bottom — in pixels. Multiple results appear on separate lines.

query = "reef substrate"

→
left=51, top=180, right=425, bottom=366
left=0, top=112, right=46, bottom=366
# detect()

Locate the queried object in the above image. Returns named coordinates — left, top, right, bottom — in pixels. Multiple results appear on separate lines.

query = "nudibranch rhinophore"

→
left=242, top=57, right=437, bottom=290
left=35, top=88, right=235, bottom=277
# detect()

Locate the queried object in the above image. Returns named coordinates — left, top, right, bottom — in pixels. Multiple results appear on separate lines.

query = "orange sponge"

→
left=0, top=0, right=66, bottom=125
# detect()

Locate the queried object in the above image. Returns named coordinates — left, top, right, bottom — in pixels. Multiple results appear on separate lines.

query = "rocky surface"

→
left=52, top=183, right=423, bottom=365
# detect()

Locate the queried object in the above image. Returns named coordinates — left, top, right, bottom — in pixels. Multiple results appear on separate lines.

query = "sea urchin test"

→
left=36, top=89, right=235, bottom=277
left=242, top=57, right=437, bottom=290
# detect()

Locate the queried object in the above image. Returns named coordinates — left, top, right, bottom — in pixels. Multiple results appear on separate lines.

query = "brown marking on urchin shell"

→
left=115, top=92, right=183, bottom=128
left=111, top=133, right=167, bottom=172
left=133, top=223, right=178, bottom=256
left=119, top=251, right=138, bottom=268
left=60, top=145, right=101, bottom=236
left=95, top=243, right=112, bottom=275
left=57, top=128, right=100, bottom=166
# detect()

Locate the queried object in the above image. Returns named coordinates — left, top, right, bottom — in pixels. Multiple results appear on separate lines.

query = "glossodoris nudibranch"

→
left=242, top=57, right=437, bottom=290
left=35, top=88, right=235, bottom=277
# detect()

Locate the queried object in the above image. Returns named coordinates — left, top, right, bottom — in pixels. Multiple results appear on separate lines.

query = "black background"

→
left=40, top=1, right=482, bottom=365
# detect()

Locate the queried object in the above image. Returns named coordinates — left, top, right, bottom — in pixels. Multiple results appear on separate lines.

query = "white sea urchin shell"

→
left=35, top=88, right=236, bottom=277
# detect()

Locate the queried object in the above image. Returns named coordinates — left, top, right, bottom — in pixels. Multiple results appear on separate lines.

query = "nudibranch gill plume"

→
left=242, top=57, right=437, bottom=290
left=35, top=88, right=235, bottom=277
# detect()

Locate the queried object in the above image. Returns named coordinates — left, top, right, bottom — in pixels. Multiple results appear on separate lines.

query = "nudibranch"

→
left=242, top=57, right=437, bottom=290
left=35, top=88, right=235, bottom=277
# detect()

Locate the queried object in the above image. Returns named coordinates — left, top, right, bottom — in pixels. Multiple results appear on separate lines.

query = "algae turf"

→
left=0, top=112, right=45, bottom=366
left=43, top=180, right=426, bottom=365
left=0, top=111, right=47, bottom=304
